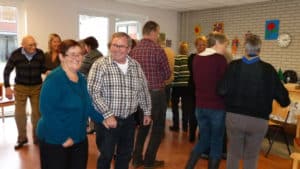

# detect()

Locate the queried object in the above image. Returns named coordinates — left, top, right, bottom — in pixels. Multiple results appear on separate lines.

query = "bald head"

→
left=22, top=35, right=37, bottom=54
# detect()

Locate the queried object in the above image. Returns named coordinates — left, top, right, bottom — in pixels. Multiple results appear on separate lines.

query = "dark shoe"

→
left=132, top=160, right=144, bottom=168
left=221, top=153, right=227, bottom=160
left=200, top=153, right=209, bottom=160
left=189, top=134, right=196, bottom=143
left=185, top=152, right=199, bottom=169
left=87, top=129, right=95, bottom=134
left=144, top=160, right=165, bottom=169
left=208, top=158, right=221, bottom=169
left=14, top=138, right=28, bottom=150
left=169, top=126, right=179, bottom=132
left=182, top=126, right=188, bottom=132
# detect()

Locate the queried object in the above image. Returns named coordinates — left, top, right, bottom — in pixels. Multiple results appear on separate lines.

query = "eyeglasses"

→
left=111, top=43, right=128, bottom=49
left=65, top=53, right=82, bottom=58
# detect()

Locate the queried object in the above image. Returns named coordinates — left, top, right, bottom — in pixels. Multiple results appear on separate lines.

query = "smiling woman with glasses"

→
left=36, top=39, right=107, bottom=169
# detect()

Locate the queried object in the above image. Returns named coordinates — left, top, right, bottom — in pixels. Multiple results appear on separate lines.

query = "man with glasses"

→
left=131, top=20, right=171, bottom=169
left=88, top=32, right=151, bottom=169
left=4, top=35, right=46, bottom=149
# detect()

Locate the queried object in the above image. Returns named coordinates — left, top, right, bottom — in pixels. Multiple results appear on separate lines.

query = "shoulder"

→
left=10, top=47, right=22, bottom=57
left=90, top=56, right=109, bottom=73
left=45, top=67, right=64, bottom=81
left=259, top=60, right=276, bottom=73
left=213, top=54, right=227, bottom=64
left=36, top=48, right=45, bottom=55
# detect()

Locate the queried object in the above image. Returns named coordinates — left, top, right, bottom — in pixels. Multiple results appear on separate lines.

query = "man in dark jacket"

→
left=217, top=34, right=290, bottom=169
left=4, top=35, right=46, bottom=149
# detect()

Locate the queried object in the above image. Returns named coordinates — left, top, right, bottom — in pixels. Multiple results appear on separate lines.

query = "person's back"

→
left=219, top=58, right=290, bottom=119
left=193, top=50, right=227, bottom=110
left=131, top=38, right=170, bottom=90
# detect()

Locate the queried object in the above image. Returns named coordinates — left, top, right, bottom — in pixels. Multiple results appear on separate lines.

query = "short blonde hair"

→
left=207, top=32, right=228, bottom=48
left=194, top=36, right=207, bottom=46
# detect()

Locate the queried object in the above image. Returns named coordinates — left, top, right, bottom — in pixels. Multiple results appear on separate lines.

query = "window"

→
left=0, top=5, right=18, bottom=83
left=79, top=15, right=109, bottom=55
left=116, top=20, right=141, bottom=40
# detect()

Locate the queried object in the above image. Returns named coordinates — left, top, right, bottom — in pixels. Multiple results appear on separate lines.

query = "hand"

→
left=62, top=137, right=74, bottom=148
left=5, top=87, right=14, bottom=100
left=102, top=120, right=109, bottom=129
left=105, top=116, right=117, bottom=128
left=143, top=115, right=152, bottom=126
left=45, top=70, right=51, bottom=76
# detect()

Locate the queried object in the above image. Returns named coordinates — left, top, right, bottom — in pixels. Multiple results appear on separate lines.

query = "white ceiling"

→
left=115, top=0, right=271, bottom=11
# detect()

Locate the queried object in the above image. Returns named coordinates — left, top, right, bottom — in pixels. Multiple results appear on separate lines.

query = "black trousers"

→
left=133, top=90, right=167, bottom=166
left=39, top=138, right=88, bottom=169
left=171, top=86, right=197, bottom=133
left=96, top=115, right=136, bottom=169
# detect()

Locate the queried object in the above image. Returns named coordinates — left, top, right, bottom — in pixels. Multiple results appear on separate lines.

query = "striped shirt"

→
left=87, top=56, right=151, bottom=119
left=172, top=54, right=190, bottom=87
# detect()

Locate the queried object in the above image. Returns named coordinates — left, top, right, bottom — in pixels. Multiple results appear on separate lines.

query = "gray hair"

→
left=245, top=34, right=261, bottom=56
left=108, top=32, right=132, bottom=48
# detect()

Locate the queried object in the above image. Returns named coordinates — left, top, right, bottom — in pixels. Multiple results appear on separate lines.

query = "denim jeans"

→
left=133, top=90, right=167, bottom=166
left=96, top=115, right=136, bottom=169
left=192, top=108, right=225, bottom=159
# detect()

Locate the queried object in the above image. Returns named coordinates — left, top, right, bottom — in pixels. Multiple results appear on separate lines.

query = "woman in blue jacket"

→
left=37, top=39, right=106, bottom=169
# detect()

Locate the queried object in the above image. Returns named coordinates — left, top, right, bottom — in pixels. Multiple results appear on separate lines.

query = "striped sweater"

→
left=172, top=54, right=190, bottom=87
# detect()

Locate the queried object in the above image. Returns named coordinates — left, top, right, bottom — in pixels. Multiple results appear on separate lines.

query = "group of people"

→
left=3, top=19, right=291, bottom=169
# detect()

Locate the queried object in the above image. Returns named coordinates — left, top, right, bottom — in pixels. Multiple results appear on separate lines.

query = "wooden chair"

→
left=291, top=115, right=300, bottom=169
left=265, top=100, right=291, bottom=157
left=0, top=83, right=15, bottom=123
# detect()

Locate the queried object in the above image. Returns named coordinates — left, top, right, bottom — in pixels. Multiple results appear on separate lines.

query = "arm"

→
left=137, top=64, right=152, bottom=125
left=4, top=53, right=16, bottom=88
left=86, top=90, right=104, bottom=123
left=39, top=76, right=70, bottom=144
left=272, top=67, right=290, bottom=107
left=39, top=50, right=47, bottom=74
left=137, top=65, right=152, bottom=116
left=87, top=61, right=113, bottom=119
left=217, top=62, right=235, bottom=96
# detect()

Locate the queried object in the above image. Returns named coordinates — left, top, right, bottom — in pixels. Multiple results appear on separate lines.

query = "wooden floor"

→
left=0, top=117, right=294, bottom=169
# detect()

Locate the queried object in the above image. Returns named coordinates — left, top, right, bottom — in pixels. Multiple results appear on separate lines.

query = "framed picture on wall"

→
left=213, top=22, right=224, bottom=33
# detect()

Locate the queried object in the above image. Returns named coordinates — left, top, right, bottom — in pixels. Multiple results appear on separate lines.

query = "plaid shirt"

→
left=87, top=56, right=151, bottom=119
left=130, top=39, right=171, bottom=90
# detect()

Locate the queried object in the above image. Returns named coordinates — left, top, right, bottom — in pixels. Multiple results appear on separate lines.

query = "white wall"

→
left=4, top=0, right=179, bottom=52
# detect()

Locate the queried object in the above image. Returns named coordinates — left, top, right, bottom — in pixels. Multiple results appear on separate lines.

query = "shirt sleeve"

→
left=137, top=64, right=152, bottom=116
left=3, top=53, right=16, bottom=88
left=272, top=67, right=291, bottom=107
left=39, top=50, right=47, bottom=74
left=87, top=60, right=114, bottom=119
left=39, top=76, right=69, bottom=144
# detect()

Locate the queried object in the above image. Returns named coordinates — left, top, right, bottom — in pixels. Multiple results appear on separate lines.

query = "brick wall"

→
left=180, top=0, right=300, bottom=76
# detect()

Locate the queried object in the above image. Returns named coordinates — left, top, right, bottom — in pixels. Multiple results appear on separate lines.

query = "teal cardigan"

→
left=37, top=66, right=104, bottom=144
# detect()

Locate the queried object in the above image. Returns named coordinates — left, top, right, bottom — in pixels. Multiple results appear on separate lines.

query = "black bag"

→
left=283, top=70, right=298, bottom=83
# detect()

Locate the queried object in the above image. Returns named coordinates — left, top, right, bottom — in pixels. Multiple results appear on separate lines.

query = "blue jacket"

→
left=37, top=66, right=104, bottom=144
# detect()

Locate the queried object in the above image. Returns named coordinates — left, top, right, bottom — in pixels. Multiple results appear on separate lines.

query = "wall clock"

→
left=277, top=33, right=292, bottom=48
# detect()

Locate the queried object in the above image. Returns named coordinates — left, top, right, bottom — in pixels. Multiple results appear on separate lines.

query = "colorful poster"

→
left=265, top=20, right=280, bottom=40
left=213, top=22, right=224, bottom=33
left=194, top=25, right=202, bottom=36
